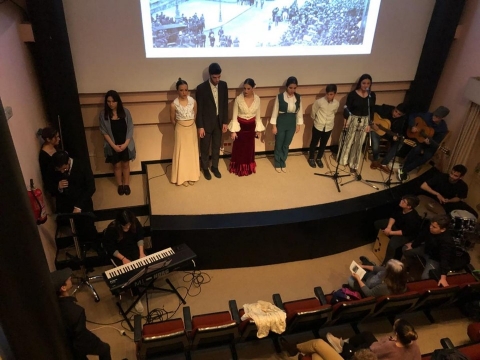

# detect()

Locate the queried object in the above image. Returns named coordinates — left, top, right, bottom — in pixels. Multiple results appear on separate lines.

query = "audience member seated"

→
left=398, top=106, right=449, bottom=181
left=103, top=209, right=146, bottom=313
left=372, top=195, right=422, bottom=264
left=402, top=214, right=455, bottom=287
left=50, top=268, right=111, bottom=360
left=38, top=126, right=61, bottom=196
left=348, top=259, right=408, bottom=298
left=420, top=164, right=478, bottom=218
left=327, top=318, right=421, bottom=360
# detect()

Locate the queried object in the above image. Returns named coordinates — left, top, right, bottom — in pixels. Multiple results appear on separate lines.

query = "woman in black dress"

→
left=38, top=126, right=61, bottom=195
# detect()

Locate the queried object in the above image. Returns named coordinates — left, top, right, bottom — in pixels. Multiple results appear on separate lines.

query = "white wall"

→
left=63, top=0, right=435, bottom=92
left=0, top=3, right=57, bottom=269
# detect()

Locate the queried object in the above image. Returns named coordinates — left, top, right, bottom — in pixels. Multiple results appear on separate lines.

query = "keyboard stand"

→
left=117, top=275, right=186, bottom=331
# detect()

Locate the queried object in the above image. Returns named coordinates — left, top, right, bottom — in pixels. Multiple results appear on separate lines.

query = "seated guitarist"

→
left=397, top=106, right=449, bottom=181
left=370, top=103, right=407, bottom=172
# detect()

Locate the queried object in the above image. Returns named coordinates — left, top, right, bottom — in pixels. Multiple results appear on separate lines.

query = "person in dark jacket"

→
left=50, top=268, right=111, bottom=360
left=402, top=214, right=455, bottom=286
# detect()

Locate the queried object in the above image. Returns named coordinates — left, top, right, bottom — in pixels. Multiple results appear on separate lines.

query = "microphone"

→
left=366, top=87, right=371, bottom=97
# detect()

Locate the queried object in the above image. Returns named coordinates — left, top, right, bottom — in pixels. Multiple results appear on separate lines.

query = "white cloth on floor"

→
left=240, top=300, right=286, bottom=338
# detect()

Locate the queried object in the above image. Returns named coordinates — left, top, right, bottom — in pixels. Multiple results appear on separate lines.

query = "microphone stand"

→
left=341, top=90, right=379, bottom=191
left=314, top=126, right=350, bottom=193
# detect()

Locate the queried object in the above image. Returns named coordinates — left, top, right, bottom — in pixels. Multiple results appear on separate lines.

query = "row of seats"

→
left=134, top=270, right=480, bottom=359
left=421, top=337, right=480, bottom=360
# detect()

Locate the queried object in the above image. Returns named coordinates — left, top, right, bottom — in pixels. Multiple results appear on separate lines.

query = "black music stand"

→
left=56, top=212, right=101, bottom=302
left=314, top=128, right=350, bottom=193
left=116, top=262, right=187, bottom=331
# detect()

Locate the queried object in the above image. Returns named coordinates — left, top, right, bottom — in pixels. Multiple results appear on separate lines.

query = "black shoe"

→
left=360, top=256, right=376, bottom=266
left=211, top=166, right=221, bottom=178
left=124, top=185, right=131, bottom=195
left=308, top=159, right=316, bottom=168
left=316, top=158, right=324, bottom=168
left=203, top=168, right=212, bottom=180
left=117, top=185, right=125, bottom=195
left=279, top=336, right=298, bottom=357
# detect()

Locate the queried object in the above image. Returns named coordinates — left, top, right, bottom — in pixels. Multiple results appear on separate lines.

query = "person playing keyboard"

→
left=103, top=209, right=146, bottom=312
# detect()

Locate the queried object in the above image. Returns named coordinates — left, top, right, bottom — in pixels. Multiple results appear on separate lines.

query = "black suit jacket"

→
left=195, top=79, right=229, bottom=132
left=52, top=159, right=95, bottom=213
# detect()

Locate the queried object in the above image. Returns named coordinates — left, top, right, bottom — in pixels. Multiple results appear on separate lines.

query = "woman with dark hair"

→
left=326, top=318, right=421, bottom=359
left=103, top=209, right=145, bottom=266
left=99, top=90, right=136, bottom=195
left=338, top=74, right=376, bottom=173
left=38, top=126, right=61, bottom=195
left=170, top=78, right=200, bottom=186
left=270, top=76, right=303, bottom=172
left=228, top=78, right=264, bottom=176
left=349, top=259, right=407, bottom=297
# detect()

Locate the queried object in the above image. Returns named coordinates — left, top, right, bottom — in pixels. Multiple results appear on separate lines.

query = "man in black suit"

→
left=195, top=62, right=229, bottom=180
left=51, top=150, right=97, bottom=239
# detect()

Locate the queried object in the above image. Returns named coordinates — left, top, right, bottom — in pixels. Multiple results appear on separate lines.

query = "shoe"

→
left=370, top=160, right=380, bottom=169
left=134, top=299, right=144, bottom=313
left=275, top=168, right=281, bottom=173
left=211, top=166, right=221, bottom=178
left=279, top=336, right=298, bottom=356
left=182, top=182, right=189, bottom=187
left=350, top=168, right=356, bottom=174
left=124, top=185, right=131, bottom=195
left=379, top=165, right=391, bottom=174
left=397, top=168, right=407, bottom=181
left=308, top=159, right=316, bottom=168
left=188, top=181, right=195, bottom=186
left=326, top=333, right=344, bottom=353
left=281, top=167, right=287, bottom=173
left=117, top=185, right=125, bottom=195
left=360, top=256, right=376, bottom=266
left=203, top=168, right=212, bottom=180
left=316, top=158, right=324, bottom=168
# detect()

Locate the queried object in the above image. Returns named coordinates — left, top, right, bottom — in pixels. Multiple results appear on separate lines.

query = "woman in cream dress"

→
left=228, top=78, right=265, bottom=176
left=170, top=78, right=200, bottom=186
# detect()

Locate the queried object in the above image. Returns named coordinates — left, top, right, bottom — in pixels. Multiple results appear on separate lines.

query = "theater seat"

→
left=468, top=323, right=480, bottom=343
left=406, top=279, right=460, bottom=322
left=323, top=293, right=376, bottom=333
left=134, top=314, right=189, bottom=360
left=369, top=291, right=420, bottom=323
left=183, top=304, right=239, bottom=359
left=272, top=287, right=332, bottom=337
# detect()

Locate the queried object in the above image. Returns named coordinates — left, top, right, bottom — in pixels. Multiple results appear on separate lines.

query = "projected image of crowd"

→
left=149, top=0, right=369, bottom=48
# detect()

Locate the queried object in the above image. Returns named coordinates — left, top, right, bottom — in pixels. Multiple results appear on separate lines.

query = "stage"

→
left=146, top=151, right=436, bottom=269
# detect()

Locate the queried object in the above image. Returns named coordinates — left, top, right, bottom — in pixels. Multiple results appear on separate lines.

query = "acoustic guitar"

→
left=372, top=114, right=416, bottom=148
left=406, top=117, right=451, bottom=155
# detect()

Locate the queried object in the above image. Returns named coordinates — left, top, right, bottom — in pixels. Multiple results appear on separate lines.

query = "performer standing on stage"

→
left=271, top=76, right=304, bottom=173
left=38, top=126, right=61, bottom=196
left=99, top=90, right=136, bottom=196
left=307, top=84, right=339, bottom=169
left=370, top=103, right=407, bottom=172
left=195, top=63, right=229, bottom=180
left=170, top=78, right=200, bottom=186
left=420, top=164, right=478, bottom=218
left=228, top=78, right=265, bottom=176
left=338, top=74, right=376, bottom=173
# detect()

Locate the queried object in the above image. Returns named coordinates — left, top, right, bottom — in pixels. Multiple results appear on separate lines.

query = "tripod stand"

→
left=365, top=134, right=404, bottom=188
left=56, top=212, right=102, bottom=302
left=314, top=127, right=349, bottom=193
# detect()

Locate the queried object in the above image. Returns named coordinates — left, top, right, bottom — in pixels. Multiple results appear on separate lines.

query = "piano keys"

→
left=102, top=243, right=196, bottom=294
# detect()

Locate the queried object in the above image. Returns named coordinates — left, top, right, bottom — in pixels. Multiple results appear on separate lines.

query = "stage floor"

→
left=147, top=151, right=427, bottom=216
